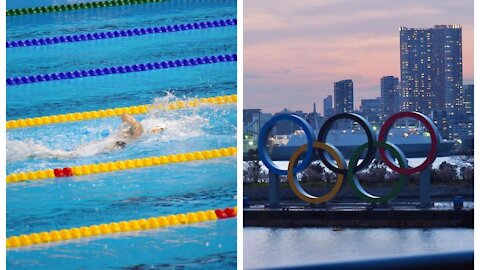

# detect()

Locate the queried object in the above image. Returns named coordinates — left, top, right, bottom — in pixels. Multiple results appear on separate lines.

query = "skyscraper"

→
left=456, top=84, right=474, bottom=142
left=463, top=84, right=474, bottom=116
left=380, top=76, right=400, bottom=117
left=323, top=95, right=333, bottom=118
left=400, top=25, right=463, bottom=117
left=334, top=79, right=354, bottom=114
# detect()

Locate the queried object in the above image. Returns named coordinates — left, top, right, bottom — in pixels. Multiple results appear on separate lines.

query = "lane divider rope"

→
left=6, top=94, right=237, bottom=129
left=6, top=206, right=237, bottom=248
left=6, top=18, right=237, bottom=48
left=6, top=53, right=237, bottom=86
left=6, top=147, right=237, bottom=184
left=6, top=0, right=167, bottom=17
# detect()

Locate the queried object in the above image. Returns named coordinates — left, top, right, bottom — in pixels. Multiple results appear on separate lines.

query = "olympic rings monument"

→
left=245, top=112, right=473, bottom=227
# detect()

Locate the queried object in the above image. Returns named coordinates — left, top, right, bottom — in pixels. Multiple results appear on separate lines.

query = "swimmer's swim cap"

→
left=115, top=141, right=127, bottom=149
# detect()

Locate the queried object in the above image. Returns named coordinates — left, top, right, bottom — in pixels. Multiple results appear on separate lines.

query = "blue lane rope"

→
left=6, top=53, right=237, bottom=86
left=6, top=18, right=237, bottom=48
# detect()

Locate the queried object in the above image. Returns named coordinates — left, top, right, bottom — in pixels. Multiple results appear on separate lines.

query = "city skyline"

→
left=244, top=0, right=474, bottom=113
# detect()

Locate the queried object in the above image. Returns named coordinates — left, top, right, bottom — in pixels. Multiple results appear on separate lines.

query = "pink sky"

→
left=244, top=0, right=474, bottom=113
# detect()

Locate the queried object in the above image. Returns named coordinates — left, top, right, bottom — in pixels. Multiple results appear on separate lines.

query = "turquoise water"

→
left=7, top=27, right=236, bottom=78
left=10, top=219, right=236, bottom=269
left=7, top=0, right=237, bottom=269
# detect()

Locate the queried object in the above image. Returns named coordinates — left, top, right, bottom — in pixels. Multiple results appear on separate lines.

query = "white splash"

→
left=7, top=93, right=213, bottom=162
left=7, top=135, right=123, bottom=161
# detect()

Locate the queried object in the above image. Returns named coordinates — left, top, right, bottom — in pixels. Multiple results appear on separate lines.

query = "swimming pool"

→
left=6, top=0, right=237, bottom=268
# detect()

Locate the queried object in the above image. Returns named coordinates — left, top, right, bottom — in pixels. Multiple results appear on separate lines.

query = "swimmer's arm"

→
left=132, top=124, right=144, bottom=139
left=123, top=117, right=139, bottom=127
left=123, top=117, right=144, bottom=139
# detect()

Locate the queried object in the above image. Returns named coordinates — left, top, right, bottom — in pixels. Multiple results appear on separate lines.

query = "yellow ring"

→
left=287, top=142, right=345, bottom=204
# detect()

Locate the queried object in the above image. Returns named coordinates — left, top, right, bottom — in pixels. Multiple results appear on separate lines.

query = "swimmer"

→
left=113, top=113, right=143, bottom=149
left=7, top=114, right=166, bottom=160
left=113, top=113, right=165, bottom=150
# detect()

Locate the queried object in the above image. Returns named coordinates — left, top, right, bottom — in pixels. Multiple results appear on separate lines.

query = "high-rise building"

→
left=323, top=95, right=334, bottom=118
left=334, top=79, right=354, bottom=114
left=463, top=84, right=474, bottom=116
left=400, top=25, right=463, bottom=118
left=360, top=97, right=382, bottom=126
left=360, top=97, right=381, bottom=114
left=380, top=76, right=400, bottom=117
left=456, top=84, right=474, bottom=147
left=431, top=110, right=449, bottom=139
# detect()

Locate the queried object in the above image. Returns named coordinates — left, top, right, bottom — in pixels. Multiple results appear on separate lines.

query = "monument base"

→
left=244, top=207, right=473, bottom=228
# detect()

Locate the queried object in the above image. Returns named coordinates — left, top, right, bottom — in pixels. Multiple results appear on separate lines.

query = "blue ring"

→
left=258, top=114, right=315, bottom=175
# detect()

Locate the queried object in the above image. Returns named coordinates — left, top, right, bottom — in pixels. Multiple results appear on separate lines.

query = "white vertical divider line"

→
left=473, top=1, right=479, bottom=269
left=236, top=0, right=244, bottom=269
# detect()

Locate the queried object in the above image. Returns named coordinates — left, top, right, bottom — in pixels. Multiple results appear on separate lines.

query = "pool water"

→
left=6, top=0, right=237, bottom=269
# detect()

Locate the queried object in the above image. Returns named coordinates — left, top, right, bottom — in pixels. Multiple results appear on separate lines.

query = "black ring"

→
left=317, top=113, right=377, bottom=174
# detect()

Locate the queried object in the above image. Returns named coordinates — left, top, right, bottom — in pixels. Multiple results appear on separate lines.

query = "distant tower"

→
left=400, top=25, right=463, bottom=118
left=334, top=80, right=354, bottom=114
left=323, top=95, right=333, bottom=118
left=313, top=102, right=317, bottom=114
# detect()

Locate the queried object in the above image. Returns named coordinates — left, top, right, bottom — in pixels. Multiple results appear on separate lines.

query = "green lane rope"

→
left=7, top=0, right=167, bottom=17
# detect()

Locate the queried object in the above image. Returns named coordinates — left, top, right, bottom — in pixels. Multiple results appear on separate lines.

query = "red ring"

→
left=378, top=112, right=438, bottom=174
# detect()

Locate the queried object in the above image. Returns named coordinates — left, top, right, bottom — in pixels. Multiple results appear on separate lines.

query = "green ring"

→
left=347, top=141, right=407, bottom=204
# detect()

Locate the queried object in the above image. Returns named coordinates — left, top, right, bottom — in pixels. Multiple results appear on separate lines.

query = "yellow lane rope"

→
left=6, top=147, right=236, bottom=184
left=7, top=94, right=237, bottom=129
left=7, top=206, right=237, bottom=249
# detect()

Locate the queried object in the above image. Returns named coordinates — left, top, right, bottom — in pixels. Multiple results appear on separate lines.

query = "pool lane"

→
left=7, top=218, right=236, bottom=269
left=7, top=160, right=236, bottom=236
left=7, top=26, right=236, bottom=78
left=7, top=63, right=236, bottom=119
left=7, top=0, right=236, bottom=40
